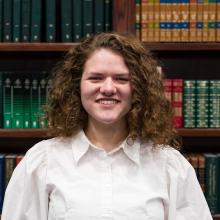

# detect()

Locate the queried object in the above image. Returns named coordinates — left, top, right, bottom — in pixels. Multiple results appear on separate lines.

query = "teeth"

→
left=98, top=100, right=117, bottom=104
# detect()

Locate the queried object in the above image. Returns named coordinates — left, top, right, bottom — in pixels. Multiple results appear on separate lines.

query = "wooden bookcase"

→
left=0, top=0, right=219, bottom=219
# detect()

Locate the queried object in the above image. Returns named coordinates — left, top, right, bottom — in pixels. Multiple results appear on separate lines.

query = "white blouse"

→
left=2, top=130, right=212, bottom=220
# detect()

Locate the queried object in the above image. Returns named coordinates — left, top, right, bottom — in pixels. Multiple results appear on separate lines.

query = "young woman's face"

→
left=80, top=48, right=132, bottom=127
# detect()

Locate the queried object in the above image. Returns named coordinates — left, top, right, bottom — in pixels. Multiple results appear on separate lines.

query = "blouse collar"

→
left=71, top=130, right=140, bottom=166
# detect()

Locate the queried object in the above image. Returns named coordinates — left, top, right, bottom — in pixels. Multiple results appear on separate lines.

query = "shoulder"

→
left=140, top=141, right=192, bottom=178
left=23, top=136, right=72, bottom=172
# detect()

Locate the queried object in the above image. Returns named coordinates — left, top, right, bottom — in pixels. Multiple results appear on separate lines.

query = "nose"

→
left=100, top=77, right=116, bottom=95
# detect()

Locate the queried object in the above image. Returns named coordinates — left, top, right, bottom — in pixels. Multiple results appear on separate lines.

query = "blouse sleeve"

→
left=166, top=149, right=213, bottom=220
left=1, top=141, right=49, bottom=220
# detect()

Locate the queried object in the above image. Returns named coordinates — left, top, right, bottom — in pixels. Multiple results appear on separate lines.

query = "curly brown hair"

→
left=46, top=32, right=180, bottom=148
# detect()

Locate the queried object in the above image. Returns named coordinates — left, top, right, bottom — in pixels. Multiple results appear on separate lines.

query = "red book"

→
left=172, top=79, right=183, bottom=128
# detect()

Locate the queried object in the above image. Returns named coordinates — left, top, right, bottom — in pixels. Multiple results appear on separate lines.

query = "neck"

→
left=84, top=120, right=128, bottom=152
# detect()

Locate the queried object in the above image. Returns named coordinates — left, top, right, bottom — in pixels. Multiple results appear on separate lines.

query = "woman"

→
left=2, top=32, right=212, bottom=219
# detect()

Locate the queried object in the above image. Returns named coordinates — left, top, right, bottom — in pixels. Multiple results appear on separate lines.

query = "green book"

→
left=61, top=0, right=72, bottom=42
left=45, top=0, right=56, bottom=42
left=3, top=73, right=12, bottom=128
left=31, top=0, right=42, bottom=42
left=31, top=78, right=39, bottom=128
left=23, top=76, right=31, bottom=128
left=94, top=0, right=104, bottom=33
left=12, top=76, right=24, bottom=128
left=0, top=0, right=3, bottom=41
left=216, top=153, right=220, bottom=213
left=38, top=75, right=47, bottom=128
left=3, top=0, right=12, bottom=42
left=183, top=80, right=196, bottom=128
left=195, top=80, right=209, bottom=128
left=21, top=0, right=31, bottom=42
left=209, top=80, right=220, bottom=128
left=0, top=72, right=3, bottom=128
left=73, top=0, right=82, bottom=42
left=204, top=153, right=219, bottom=214
left=104, top=0, right=112, bottom=32
left=12, top=0, right=21, bottom=42
left=82, top=0, right=93, bottom=38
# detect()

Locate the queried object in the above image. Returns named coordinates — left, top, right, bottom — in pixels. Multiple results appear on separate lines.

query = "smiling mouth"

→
left=96, top=99, right=120, bottom=104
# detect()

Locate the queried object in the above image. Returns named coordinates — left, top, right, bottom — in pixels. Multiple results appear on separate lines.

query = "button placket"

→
left=100, top=155, right=113, bottom=219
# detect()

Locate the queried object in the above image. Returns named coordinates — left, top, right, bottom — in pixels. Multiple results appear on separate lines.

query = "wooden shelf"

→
left=178, top=128, right=220, bottom=137
left=143, top=42, right=220, bottom=51
left=0, top=43, right=79, bottom=52
left=0, top=128, right=219, bottom=138
left=213, top=214, right=220, bottom=220
left=0, top=42, right=220, bottom=52
left=0, top=129, right=49, bottom=138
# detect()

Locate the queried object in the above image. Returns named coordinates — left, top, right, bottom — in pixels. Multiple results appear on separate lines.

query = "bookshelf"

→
left=0, top=0, right=219, bottom=218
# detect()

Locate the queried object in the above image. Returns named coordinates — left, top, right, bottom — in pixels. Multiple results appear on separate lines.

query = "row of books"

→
left=184, top=153, right=220, bottom=214
left=0, top=0, right=112, bottom=43
left=135, top=0, right=220, bottom=42
left=0, top=72, right=49, bottom=129
left=164, top=79, right=220, bottom=128
left=0, top=153, right=24, bottom=213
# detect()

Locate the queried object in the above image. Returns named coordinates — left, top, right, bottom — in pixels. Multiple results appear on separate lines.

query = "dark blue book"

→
left=13, top=0, right=21, bottom=42
left=73, top=0, right=82, bottom=42
left=3, top=0, right=13, bottom=42
left=0, top=154, right=5, bottom=213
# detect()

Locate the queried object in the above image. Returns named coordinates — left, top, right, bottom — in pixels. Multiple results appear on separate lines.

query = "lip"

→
left=95, top=98, right=120, bottom=103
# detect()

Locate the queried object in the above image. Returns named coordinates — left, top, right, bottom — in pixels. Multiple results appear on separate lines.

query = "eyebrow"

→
left=89, top=72, right=130, bottom=76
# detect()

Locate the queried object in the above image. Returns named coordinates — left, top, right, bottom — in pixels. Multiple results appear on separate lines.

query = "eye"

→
left=115, top=77, right=129, bottom=82
left=88, top=76, right=102, bottom=81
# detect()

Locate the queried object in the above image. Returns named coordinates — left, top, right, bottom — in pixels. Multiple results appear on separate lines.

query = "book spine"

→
left=82, top=0, right=93, bottom=38
left=209, top=80, right=220, bottom=127
left=166, top=0, right=173, bottom=41
left=148, top=0, right=155, bottom=41
left=31, top=78, right=39, bottom=128
left=73, top=0, right=82, bottom=42
left=46, top=0, right=56, bottom=42
left=104, top=0, right=112, bottom=32
left=196, top=80, right=209, bottom=128
left=204, top=153, right=218, bottom=214
left=160, top=0, right=167, bottom=41
left=217, top=0, right=220, bottom=41
left=12, top=0, right=21, bottom=42
left=203, top=0, right=209, bottom=41
left=216, top=153, right=220, bottom=213
left=0, top=0, right=2, bottom=41
left=154, top=0, right=160, bottom=41
left=21, top=0, right=31, bottom=42
left=61, top=0, right=72, bottom=42
left=135, top=0, right=141, bottom=39
left=207, top=0, right=216, bottom=41
left=183, top=80, right=196, bottom=128
left=197, top=0, right=204, bottom=41
left=189, top=0, right=197, bottom=41
left=172, top=79, right=183, bottom=128
left=12, top=76, right=24, bottom=128
left=31, top=0, right=42, bottom=42
left=0, top=72, right=3, bottom=128
left=141, top=0, right=148, bottom=41
left=3, top=0, right=12, bottom=42
left=23, top=76, right=31, bottom=128
left=3, top=73, right=12, bottom=128
left=172, top=0, right=181, bottom=41
left=0, top=154, right=5, bottom=213
left=4, top=154, right=16, bottom=190
left=38, top=74, right=47, bottom=128
left=94, top=0, right=104, bottom=34
left=180, top=0, right=190, bottom=41
left=164, top=79, right=172, bottom=102
left=198, top=154, right=206, bottom=193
